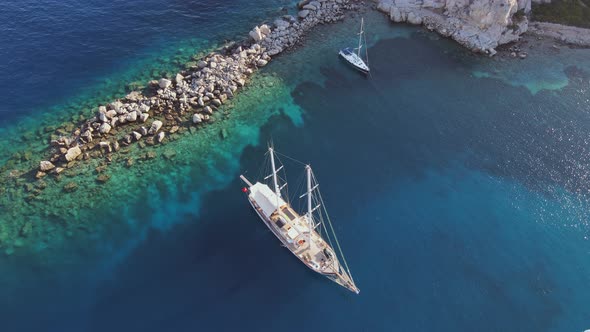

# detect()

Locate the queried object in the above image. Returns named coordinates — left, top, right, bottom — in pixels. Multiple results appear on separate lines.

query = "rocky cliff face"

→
left=377, top=0, right=532, bottom=55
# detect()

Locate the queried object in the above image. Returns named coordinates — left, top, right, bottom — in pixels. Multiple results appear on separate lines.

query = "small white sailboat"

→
left=240, top=145, right=359, bottom=294
left=339, top=17, right=370, bottom=74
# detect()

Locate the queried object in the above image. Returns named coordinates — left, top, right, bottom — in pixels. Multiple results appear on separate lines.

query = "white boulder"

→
left=126, top=111, right=138, bottom=122
left=65, top=146, right=82, bottom=162
left=156, top=132, right=165, bottom=143
left=192, top=113, right=203, bottom=123
left=148, top=120, right=163, bottom=135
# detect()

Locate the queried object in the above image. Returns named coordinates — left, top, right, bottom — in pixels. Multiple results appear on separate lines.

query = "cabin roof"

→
left=250, top=183, right=286, bottom=218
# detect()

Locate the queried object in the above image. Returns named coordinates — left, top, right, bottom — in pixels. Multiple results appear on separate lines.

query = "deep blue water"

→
left=0, top=0, right=290, bottom=121
left=2, top=1, right=590, bottom=332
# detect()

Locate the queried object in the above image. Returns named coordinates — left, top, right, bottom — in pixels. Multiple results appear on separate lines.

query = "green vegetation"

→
left=532, top=0, right=590, bottom=28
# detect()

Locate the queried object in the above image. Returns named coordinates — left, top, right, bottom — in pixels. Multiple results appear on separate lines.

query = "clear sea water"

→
left=1, top=1, right=590, bottom=331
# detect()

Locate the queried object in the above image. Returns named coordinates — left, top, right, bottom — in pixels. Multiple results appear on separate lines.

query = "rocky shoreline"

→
left=376, top=0, right=531, bottom=55
left=527, top=22, right=590, bottom=48
left=374, top=0, right=589, bottom=56
left=36, top=0, right=353, bottom=181
left=33, top=0, right=590, bottom=182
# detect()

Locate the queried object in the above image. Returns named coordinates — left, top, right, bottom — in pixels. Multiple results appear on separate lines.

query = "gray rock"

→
left=81, top=130, right=93, bottom=142
left=158, top=78, right=172, bottom=89
left=139, top=113, right=149, bottom=123
left=98, top=112, right=108, bottom=123
left=274, top=19, right=290, bottom=29
left=211, top=99, right=222, bottom=107
left=65, top=146, right=82, bottom=162
left=39, top=161, right=55, bottom=172
left=260, top=24, right=271, bottom=35
left=298, top=0, right=311, bottom=8
left=249, top=26, right=264, bottom=42
left=99, top=141, right=111, bottom=152
left=106, top=110, right=118, bottom=119
left=299, top=10, right=310, bottom=19
left=99, top=123, right=112, bottom=134
left=257, top=59, right=268, bottom=67
left=110, top=101, right=123, bottom=112
left=175, top=73, right=184, bottom=85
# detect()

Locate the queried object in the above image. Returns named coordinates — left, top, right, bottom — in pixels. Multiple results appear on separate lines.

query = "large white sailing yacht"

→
left=240, top=145, right=359, bottom=294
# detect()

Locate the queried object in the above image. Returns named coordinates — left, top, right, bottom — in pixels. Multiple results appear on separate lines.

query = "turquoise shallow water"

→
left=1, top=3, right=590, bottom=332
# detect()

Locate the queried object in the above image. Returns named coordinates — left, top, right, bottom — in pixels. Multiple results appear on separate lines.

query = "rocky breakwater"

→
left=377, top=0, right=532, bottom=55
left=36, top=0, right=350, bottom=180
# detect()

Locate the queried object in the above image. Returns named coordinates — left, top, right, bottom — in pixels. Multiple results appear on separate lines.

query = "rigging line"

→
left=309, top=170, right=338, bottom=270
left=256, top=153, right=269, bottom=184
left=363, top=24, right=369, bottom=68
left=274, top=150, right=307, bottom=166
left=313, top=171, right=356, bottom=284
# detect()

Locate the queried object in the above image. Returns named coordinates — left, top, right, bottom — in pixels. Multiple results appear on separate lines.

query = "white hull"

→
left=339, top=49, right=369, bottom=73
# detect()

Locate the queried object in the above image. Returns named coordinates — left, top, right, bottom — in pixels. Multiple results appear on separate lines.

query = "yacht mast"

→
left=269, top=146, right=281, bottom=198
left=357, top=17, right=364, bottom=57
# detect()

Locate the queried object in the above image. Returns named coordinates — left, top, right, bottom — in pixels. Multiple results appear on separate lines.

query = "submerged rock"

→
left=96, top=174, right=110, bottom=183
left=162, top=150, right=176, bottom=160
left=63, top=182, right=78, bottom=192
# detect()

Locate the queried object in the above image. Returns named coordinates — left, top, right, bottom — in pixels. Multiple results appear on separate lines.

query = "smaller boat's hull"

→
left=338, top=49, right=369, bottom=74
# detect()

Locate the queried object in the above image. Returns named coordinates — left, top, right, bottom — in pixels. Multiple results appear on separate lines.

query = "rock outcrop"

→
left=39, top=161, right=55, bottom=172
left=377, top=0, right=531, bottom=55
left=528, top=22, right=590, bottom=47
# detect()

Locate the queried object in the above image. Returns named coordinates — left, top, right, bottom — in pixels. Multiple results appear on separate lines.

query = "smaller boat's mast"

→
left=269, top=146, right=281, bottom=199
left=357, top=17, right=364, bottom=57
left=306, top=165, right=313, bottom=248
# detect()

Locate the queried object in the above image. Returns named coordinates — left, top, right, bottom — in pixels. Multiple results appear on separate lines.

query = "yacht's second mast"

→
left=268, top=146, right=282, bottom=199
